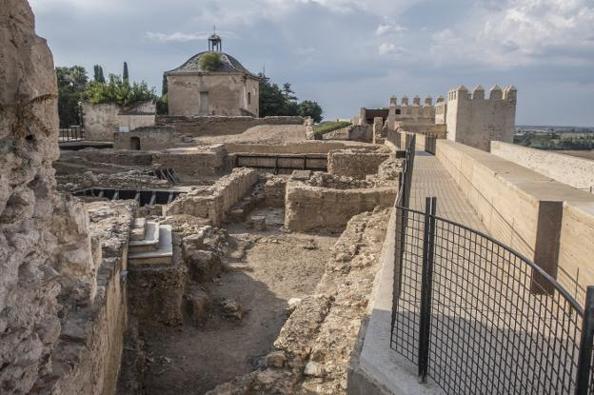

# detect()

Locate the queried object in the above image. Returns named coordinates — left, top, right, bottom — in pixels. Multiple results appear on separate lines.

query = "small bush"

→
left=200, top=52, right=222, bottom=72
left=313, top=121, right=352, bottom=136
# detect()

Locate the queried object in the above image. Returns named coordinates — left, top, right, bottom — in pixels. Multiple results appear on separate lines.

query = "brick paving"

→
left=409, top=151, right=486, bottom=232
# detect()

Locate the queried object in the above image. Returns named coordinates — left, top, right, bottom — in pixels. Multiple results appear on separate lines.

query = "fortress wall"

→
left=446, top=86, right=516, bottom=151
left=435, top=140, right=594, bottom=298
left=284, top=182, right=395, bottom=232
left=491, top=142, right=594, bottom=193
left=558, top=202, right=594, bottom=300
left=156, top=115, right=303, bottom=137
left=327, top=150, right=391, bottom=179
left=165, top=168, right=258, bottom=225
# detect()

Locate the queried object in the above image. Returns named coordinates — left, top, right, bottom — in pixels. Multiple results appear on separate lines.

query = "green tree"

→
left=298, top=100, right=323, bottom=123
left=56, top=65, right=88, bottom=127
left=123, top=62, right=129, bottom=83
left=85, top=73, right=157, bottom=107
left=199, top=52, right=222, bottom=72
left=258, top=74, right=323, bottom=120
left=93, top=65, right=105, bottom=83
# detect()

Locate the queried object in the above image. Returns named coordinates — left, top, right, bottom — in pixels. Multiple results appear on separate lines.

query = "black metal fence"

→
left=390, top=131, right=594, bottom=394
left=391, top=196, right=594, bottom=393
left=59, top=126, right=84, bottom=142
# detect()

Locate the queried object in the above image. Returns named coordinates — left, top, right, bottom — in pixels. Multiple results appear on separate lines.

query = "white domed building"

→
left=164, top=34, right=260, bottom=117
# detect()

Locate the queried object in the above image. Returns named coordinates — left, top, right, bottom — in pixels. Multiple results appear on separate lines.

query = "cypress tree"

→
left=123, top=62, right=129, bottom=83
left=93, top=65, right=105, bottom=83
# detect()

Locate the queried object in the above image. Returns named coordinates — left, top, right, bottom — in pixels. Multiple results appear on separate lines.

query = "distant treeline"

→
left=514, top=132, right=594, bottom=150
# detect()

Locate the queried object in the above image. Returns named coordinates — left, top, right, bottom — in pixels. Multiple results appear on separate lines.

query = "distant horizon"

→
left=30, top=0, right=594, bottom=125
left=517, top=124, right=594, bottom=130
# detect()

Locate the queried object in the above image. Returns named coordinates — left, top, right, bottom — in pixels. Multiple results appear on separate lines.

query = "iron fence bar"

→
left=418, top=196, right=437, bottom=382
left=576, top=286, right=594, bottom=394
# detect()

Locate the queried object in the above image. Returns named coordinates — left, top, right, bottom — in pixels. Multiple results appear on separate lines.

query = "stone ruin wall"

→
left=156, top=115, right=303, bottom=137
left=113, top=126, right=177, bottom=151
left=166, top=168, right=258, bottom=225
left=284, top=172, right=397, bottom=232
left=153, top=145, right=228, bottom=178
left=328, top=149, right=392, bottom=179
left=82, top=102, right=156, bottom=141
left=0, top=2, right=132, bottom=393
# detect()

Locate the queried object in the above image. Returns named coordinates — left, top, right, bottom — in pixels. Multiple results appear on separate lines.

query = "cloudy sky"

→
left=30, top=0, right=594, bottom=126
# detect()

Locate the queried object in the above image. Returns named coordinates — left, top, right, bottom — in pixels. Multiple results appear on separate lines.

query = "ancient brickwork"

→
left=284, top=172, right=396, bottom=232
left=166, top=168, right=258, bottom=225
left=328, top=149, right=392, bottom=179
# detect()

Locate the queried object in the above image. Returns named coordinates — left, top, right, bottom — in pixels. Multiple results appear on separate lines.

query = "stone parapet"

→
left=435, top=139, right=594, bottom=299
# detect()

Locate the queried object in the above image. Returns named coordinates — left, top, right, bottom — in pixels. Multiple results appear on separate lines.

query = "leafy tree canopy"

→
left=85, top=73, right=157, bottom=108
left=259, top=74, right=323, bottom=122
left=56, top=65, right=88, bottom=127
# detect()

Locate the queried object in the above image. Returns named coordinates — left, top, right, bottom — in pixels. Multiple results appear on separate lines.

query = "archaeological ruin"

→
left=2, top=1, right=594, bottom=395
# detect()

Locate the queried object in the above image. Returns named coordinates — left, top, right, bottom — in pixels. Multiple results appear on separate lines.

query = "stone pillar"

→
left=372, top=117, right=384, bottom=144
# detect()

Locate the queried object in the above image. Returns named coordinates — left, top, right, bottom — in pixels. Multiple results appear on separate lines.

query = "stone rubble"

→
left=206, top=208, right=390, bottom=394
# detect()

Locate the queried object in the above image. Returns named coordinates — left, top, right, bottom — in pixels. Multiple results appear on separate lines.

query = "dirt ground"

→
left=141, top=208, right=338, bottom=394
left=194, top=125, right=307, bottom=145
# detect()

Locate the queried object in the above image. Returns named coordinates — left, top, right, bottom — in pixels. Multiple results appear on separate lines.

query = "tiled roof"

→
left=165, top=51, right=258, bottom=78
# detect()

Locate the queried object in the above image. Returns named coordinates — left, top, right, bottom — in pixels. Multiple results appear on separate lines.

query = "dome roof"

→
left=165, top=51, right=259, bottom=78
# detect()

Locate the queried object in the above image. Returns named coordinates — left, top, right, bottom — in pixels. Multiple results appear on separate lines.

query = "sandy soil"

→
left=141, top=208, right=337, bottom=394
left=194, top=124, right=307, bottom=145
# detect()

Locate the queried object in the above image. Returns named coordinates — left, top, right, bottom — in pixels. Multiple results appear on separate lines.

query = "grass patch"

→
left=313, top=121, right=352, bottom=136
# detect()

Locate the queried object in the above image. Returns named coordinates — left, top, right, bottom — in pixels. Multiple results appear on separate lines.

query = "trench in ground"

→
left=139, top=207, right=338, bottom=394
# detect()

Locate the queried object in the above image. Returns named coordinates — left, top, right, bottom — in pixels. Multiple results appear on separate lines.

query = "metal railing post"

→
left=576, top=286, right=594, bottom=394
left=418, top=196, right=437, bottom=382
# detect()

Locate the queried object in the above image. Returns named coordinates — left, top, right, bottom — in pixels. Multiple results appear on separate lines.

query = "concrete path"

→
left=409, top=151, right=486, bottom=231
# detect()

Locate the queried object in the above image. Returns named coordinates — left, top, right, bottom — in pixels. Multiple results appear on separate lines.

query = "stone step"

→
left=129, top=224, right=173, bottom=266
left=130, top=217, right=147, bottom=241
left=129, top=221, right=160, bottom=253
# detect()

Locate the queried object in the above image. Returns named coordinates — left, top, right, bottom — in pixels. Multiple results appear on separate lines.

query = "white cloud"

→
left=430, top=0, right=594, bottom=67
left=376, top=22, right=407, bottom=36
left=378, top=42, right=406, bottom=56
left=146, top=32, right=210, bottom=43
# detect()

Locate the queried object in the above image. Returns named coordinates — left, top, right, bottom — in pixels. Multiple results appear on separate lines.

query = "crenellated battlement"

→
left=448, top=84, right=517, bottom=103
left=445, top=83, right=518, bottom=151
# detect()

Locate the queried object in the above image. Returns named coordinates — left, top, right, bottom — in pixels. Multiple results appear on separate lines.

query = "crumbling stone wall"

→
left=0, top=4, right=132, bottom=393
left=166, top=168, right=258, bottom=225
left=156, top=115, right=303, bottom=137
left=284, top=172, right=396, bottom=232
left=264, top=175, right=288, bottom=207
left=328, top=149, right=392, bottom=179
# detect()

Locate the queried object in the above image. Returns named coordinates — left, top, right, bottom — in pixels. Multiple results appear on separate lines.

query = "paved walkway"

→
left=392, top=152, right=576, bottom=394
left=409, top=151, right=486, bottom=232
